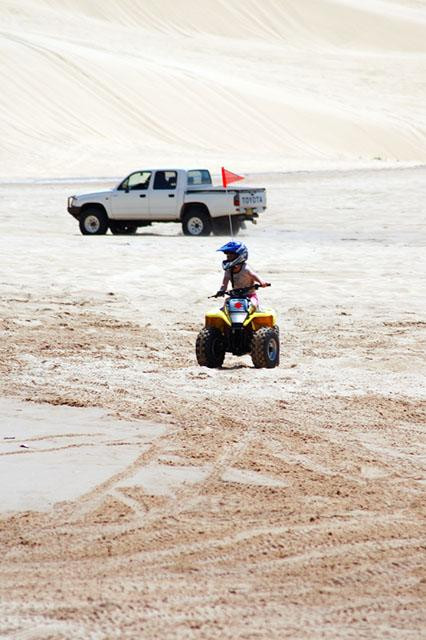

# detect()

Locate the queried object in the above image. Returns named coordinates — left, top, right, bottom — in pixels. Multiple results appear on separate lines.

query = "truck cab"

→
left=110, top=169, right=211, bottom=221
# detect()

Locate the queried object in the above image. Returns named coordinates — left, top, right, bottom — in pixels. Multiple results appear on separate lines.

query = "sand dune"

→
left=1, top=0, right=426, bottom=178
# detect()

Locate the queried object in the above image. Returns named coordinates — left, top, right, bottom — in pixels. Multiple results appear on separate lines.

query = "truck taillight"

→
left=233, top=193, right=240, bottom=206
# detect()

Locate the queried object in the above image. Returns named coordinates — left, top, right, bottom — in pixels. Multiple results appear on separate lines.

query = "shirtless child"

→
left=215, top=241, right=268, bottom=308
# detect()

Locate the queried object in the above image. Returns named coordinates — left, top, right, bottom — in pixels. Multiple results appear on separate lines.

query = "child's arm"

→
left=215, top=271, right=230, bottom=297
left=247, top=267, right=268, bottom=287
left=220, top=271, right=231, bottom=291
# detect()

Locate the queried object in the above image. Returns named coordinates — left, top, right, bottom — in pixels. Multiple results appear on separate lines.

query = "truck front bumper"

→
left=68, top=205, right=81, bottom=220
left=67, top=196, right=81, bottom=219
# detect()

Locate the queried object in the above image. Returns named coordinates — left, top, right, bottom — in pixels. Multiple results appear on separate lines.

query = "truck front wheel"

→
left=182, top=209, right=212, bottom=236
left=79, top=208, right=108, bottom=235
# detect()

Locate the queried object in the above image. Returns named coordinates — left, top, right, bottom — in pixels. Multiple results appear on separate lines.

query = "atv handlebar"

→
left=209, top=283, right=271, bottom=299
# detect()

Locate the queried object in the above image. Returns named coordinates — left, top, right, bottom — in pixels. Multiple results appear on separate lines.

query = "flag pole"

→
left=222, top=167, right=234, bottom=237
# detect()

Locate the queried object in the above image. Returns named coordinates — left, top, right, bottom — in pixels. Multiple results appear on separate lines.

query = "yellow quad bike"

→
left=196, top=284, right=279, bottom=368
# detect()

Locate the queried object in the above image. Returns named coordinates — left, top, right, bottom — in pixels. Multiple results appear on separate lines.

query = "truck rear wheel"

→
left=196, top=328, right=225, bottom=367
left=79, top=208, right=108, bottom=235
left=251, top=327, right=280, bottom=368
left=212, top=216, right=241, bottom=236
left=182, top=209, right=212, bottom=236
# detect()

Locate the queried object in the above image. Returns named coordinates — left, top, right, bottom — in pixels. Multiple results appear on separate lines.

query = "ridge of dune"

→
left=10, top=0, right=426, bottom=49
left=1, top=0, right=426, bottom=177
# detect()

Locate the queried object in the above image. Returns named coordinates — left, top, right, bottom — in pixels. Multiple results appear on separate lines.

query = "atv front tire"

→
left=251, top=327, right=280, bottom=368
left=196, top=327, right=225, bottom=367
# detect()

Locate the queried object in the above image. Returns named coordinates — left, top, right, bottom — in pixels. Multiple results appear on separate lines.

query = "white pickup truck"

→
left=67, top=168, right=266, bottom=236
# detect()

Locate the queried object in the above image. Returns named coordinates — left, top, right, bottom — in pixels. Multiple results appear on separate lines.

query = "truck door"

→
left=149, top=170, right=179, bottom=219
left=110, top=171, right=152, bottom=219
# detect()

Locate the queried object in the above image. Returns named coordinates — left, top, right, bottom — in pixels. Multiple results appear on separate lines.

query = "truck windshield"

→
left=187, top=170, right=211, bottom=186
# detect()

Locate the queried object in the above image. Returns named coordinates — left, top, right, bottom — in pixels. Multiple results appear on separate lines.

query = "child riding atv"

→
left=195, top=241, right=279, bottom=368
left=215, top=241, right=269, bottom=309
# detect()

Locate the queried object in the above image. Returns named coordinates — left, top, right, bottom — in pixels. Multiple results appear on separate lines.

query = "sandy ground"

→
left=0, top=167, right=425, bottom=638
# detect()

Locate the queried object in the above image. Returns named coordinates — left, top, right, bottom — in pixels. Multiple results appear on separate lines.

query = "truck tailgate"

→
left=237, top=189, right=266, bottom=210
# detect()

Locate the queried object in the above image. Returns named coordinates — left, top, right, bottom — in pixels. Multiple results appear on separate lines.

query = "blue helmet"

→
left=217, top=240, right=248, bottom=271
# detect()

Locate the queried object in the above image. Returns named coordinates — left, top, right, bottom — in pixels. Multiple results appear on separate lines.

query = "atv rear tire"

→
left=79, top=208, right=108, bottom=235
left=196, top=327, right=225, bottom=367
left=251, top=327, right=280, bottom=368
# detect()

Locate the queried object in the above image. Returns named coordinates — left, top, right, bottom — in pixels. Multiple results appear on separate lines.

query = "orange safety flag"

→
left=221, top=167, right=244, bottom=188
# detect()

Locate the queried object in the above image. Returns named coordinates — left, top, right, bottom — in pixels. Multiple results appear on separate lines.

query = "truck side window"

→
left=119, top=171, right=151, bottom=191
left=130, top=171, right=151, bottom=190
left=187, top=170, right=212, bottom=185
left=154, top=171, right=177, bottom=190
